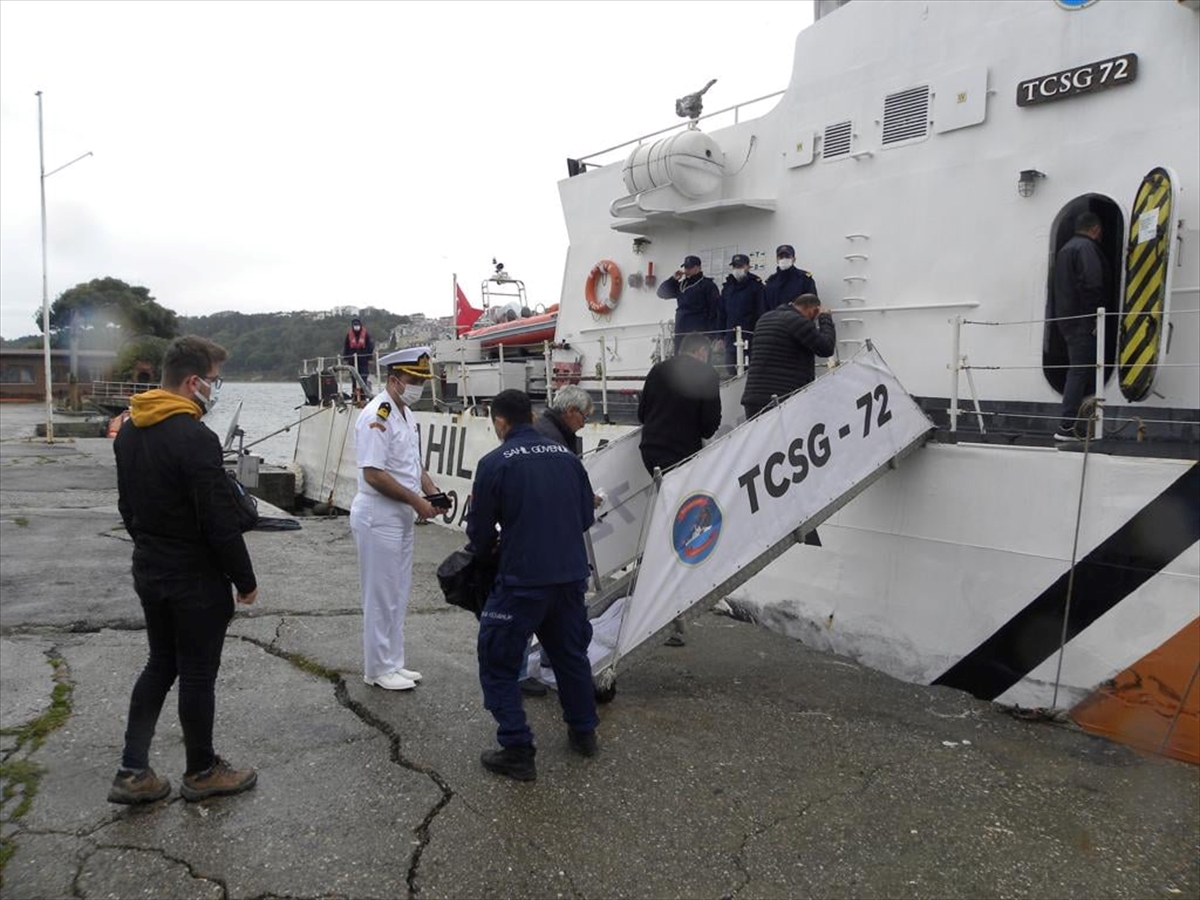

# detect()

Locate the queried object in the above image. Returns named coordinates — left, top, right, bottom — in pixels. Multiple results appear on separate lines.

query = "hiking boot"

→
left=567, top=729, right=598, bottom=757
left=107, top=767, right=171, bottom=805
left=181, top=756, right=257, bottom=802
left=480, top=745, right=536, bottom=782
left=519, top=677, right=548, bottom=697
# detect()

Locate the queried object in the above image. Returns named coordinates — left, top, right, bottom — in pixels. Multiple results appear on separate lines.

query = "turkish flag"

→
left=455, top=284, right=483, bottom=336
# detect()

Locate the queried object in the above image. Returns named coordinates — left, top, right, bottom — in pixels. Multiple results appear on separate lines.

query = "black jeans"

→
left=1060, top=331, right=1097, bottom=434
left=121, top=568, right=234, bottom=775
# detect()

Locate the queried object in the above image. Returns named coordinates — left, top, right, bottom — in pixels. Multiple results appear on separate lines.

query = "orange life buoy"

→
left=585, top=260, right=622, bottom=314
left=107, top=410, right=131, bottom=439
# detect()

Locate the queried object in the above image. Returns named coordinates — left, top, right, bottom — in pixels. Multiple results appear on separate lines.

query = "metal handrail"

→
left=90, top=380, right=157, bottom=398
left=575, top=90, right=786, bottom=165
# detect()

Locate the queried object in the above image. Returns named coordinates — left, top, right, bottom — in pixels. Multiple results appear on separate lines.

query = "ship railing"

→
left=90, top=380, right=157, bottom=399
left=298, top=356, right=374, bottom=406
left=948, top=307, right=1200, bottom=437
left=555, top=325, right=751, bottom=422
left=572, top=90, right=786, bottom=170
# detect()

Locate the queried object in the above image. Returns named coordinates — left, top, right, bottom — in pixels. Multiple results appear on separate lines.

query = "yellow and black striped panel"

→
left=1118, top=168, right=1173, bottom=402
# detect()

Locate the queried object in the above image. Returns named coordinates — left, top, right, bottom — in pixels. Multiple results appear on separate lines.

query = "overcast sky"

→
left=0, top=0, right=811, bottom=340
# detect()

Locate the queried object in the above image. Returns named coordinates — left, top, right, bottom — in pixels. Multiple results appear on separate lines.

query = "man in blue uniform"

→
left=718, top=253, right=765, bottom=373
left=762, top=244, right=818, bottom=312
left=467, top=389, right=600, bottom=781
left=657, top=254, right=721, bottom=353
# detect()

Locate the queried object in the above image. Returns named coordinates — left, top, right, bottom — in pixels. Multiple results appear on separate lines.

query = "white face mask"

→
left=401, top=382, right=426, bottom=406
left=195, top=377, right=220, bottom=415
left=732, top=268, right=748, bottom=281
left=777, top=258, right=794, bottom=270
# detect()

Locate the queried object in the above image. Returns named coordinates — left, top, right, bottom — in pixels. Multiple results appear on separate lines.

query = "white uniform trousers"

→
left=350, top=494, right=415, bottom=680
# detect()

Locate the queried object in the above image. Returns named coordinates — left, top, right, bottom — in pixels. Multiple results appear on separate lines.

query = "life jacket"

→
left=346, top=328, right=369, bottom=351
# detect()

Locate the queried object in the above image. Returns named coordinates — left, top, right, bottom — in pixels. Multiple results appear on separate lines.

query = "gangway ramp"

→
left=583, top=343, right=934, bottom=688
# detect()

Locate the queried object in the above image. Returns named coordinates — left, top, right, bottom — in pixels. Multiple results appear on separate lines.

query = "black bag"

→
left=436, top=546, right=497, bottom=619
left=225, top=470, right=260, bottom=533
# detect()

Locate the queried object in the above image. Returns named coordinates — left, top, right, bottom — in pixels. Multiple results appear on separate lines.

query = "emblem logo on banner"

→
left=672, top=493, right=723, bottom=565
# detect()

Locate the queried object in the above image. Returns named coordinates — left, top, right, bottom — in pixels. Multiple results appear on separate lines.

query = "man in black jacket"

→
left=638, top=332, right=722, bottom=475
left=742, top=294, right=836, bottom=547
left=741, top=293, right=836, bottom=420
left=657, top=254, right=721, bottom=352
left=533, top=385, right=592, bottom=456
left=1053, top=211, right=1108, bottom=440
left=638, top=332, right=722, bottom=646
left=109, top=336, right=258, bottom=805
left=762, top=244, right=818, bottom=312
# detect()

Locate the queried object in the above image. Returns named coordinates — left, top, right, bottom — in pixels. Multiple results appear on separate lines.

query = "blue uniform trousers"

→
left=478, top=581, right=599, bottom=748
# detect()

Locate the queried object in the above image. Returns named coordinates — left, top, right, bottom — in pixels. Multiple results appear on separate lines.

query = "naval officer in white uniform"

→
left=350, top=346, right=439, bottom=691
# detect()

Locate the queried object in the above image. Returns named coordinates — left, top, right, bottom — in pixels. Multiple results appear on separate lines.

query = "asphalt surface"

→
left=1, top=403, right=1197, bottom=900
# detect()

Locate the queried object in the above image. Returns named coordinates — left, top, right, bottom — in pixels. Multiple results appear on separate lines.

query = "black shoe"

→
left=567, top=729, right=598, bottom=757
left=664, top=634, right=686, bottom=647
left=519, top=677, right=548, bottom=697
left=481, top=745, right=536, bottom=782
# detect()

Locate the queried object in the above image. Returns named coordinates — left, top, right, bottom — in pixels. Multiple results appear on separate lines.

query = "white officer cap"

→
left=379, top=346, right=433, bottom=379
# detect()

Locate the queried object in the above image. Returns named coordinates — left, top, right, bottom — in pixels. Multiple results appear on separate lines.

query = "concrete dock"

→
left=1, top=402, right=1197, bottom=900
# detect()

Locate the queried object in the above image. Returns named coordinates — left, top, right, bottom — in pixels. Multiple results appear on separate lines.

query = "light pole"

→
left=37, top=90, right=92, bottom=444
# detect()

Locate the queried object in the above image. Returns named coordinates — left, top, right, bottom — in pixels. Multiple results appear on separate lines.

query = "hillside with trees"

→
left=179, top=308, right=411, bottom=380
left=2, top=275, right=416, bottom=381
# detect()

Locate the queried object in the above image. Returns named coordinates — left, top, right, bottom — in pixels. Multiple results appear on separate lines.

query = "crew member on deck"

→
left=1052, top=211, right=1109, bottom=442
left=718, top=253, right=765, bottom=373
left=657, top=254, right=721, bottom=353
left=342, top=317, right=376, bottom=390
left=762, top=244, right=818, bottom=312
left=351, top=346, right=439, bottom=692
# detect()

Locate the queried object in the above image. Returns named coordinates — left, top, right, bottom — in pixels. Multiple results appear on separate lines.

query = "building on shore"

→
left=0, top=349, right=117, bottom=402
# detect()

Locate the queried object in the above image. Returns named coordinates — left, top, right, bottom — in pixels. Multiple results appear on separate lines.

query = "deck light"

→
left=1018, top=169, right=1046, bottom=197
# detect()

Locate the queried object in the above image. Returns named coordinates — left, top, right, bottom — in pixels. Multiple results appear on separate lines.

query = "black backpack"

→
left=225, top=470, right=260, bottom=533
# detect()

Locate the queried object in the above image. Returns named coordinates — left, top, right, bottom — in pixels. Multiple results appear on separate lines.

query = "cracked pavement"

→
left=1, top=404, right=1198, bottom=899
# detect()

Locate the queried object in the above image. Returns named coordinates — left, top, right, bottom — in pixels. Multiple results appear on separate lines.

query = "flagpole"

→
left=452, top=272, right=458, bottom=337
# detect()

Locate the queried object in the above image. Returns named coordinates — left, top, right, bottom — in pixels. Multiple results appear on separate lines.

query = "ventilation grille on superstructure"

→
left=822, top=121, right=852, bottom=159
left=882, top=85, right=930, bottom=145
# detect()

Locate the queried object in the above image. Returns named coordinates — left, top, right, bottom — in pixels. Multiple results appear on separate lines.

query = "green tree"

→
left=38, top=277, right=178, bottom=349
left=113, top=335, right=170, bottom=381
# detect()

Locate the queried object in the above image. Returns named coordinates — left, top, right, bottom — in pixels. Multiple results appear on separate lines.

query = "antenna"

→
left=223, top=400, right=245, bottom=452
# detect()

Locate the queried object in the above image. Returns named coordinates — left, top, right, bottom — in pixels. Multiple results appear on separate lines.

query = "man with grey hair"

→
left=534, top=385, right=593, bottom=456
left=523, top=384, right=595, bottom=695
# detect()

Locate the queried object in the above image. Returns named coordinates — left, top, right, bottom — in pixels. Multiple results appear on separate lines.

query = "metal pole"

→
left=37, top=92, right=53, bottom=444
left=544, top=340, right=553, bottom=404
left=734, top=325, right=745, bottom=376
left=599, top=335, right=609, bottom=422
left=1093, top=308, right=1105, bottom=439
left=949, top=315, right=961, bottom=434
left=35, top=92, right=92, bottom=445
left=498, top=342, right=505, bottom=391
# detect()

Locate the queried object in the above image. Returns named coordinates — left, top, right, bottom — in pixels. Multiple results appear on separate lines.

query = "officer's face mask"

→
left=732, top=268, right=748, bottom=281
left=194, top=376, right=221, bottom=415
left=352, top=324, right=362, bottom=333
left=777, top=258, right=794, bottom=270
left=401, top=381, right=427, bottom=406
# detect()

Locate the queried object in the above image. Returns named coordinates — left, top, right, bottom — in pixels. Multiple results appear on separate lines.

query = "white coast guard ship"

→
left=294, top=0, right=1200, bottom=761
